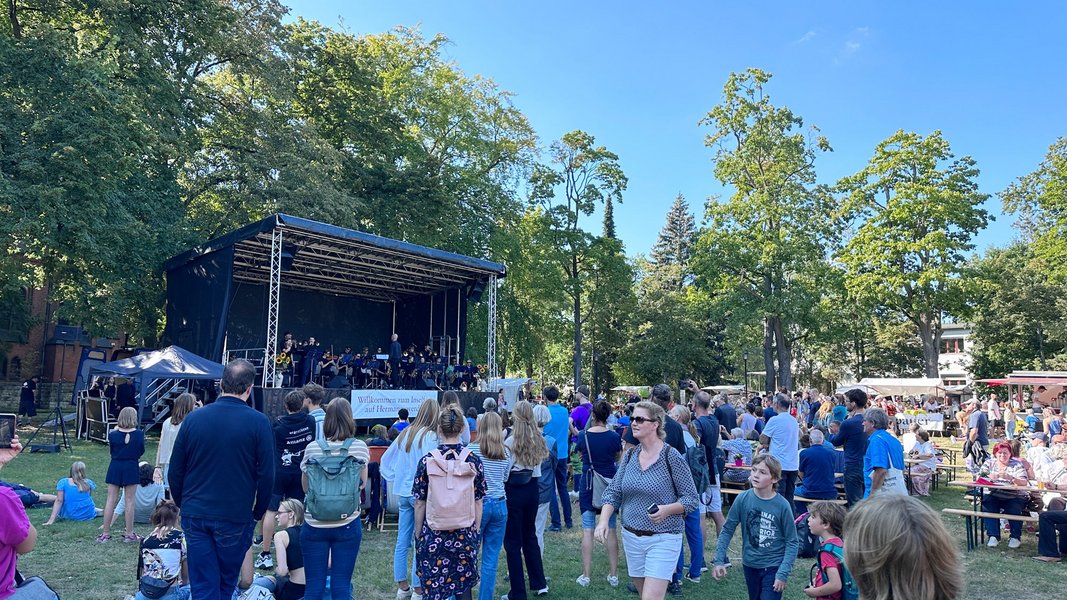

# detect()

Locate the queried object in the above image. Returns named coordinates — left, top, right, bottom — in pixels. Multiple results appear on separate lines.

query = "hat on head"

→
left=1029, top=432, right=1047, bottom=442
left=963, top=398, right=978, bottom=406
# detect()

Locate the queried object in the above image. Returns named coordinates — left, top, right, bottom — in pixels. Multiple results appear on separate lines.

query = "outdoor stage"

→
left=161, top=213, right=507, bottom=390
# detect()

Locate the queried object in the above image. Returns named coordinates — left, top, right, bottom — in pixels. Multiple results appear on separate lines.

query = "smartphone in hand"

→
left=0, top=414, right=16, bottom=449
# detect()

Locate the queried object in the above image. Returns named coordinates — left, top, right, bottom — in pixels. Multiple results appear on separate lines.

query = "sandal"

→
left=95, top=534, right=111, bottom=543
left=123, top=532, right=143, bottom=543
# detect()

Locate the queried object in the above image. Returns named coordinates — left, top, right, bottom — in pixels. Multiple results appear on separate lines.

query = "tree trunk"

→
left=573, top=281, right=582, bottom=387
left=1036, top=325, right=1048, bottom=370
left=8, top=0, right=21, bottom=39
left=772, top=316, right=793, bottom=391
left=763, top=317, right=777, bottom=393
left=916, top=313, right=941, bottom=378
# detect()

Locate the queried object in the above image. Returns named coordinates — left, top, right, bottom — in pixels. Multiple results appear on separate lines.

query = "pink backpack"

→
left=426, top=448, right=477, bottom=531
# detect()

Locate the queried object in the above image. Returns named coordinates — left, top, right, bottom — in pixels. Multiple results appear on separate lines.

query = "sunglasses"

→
left=631, top=416, right=659, bottom=425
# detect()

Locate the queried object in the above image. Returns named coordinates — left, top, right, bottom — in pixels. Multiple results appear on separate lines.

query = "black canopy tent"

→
left=161, top=214, right=505, bottom=386
left=88, top=345, right=224, bottom=428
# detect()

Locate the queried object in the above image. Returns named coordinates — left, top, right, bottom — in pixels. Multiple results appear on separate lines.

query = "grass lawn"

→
left=2, top=429, right=1063, bottom=599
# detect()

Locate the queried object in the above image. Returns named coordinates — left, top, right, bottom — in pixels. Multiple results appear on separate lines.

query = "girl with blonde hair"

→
left=382, top=397, right=440, bottom=600
left=502, top=401, right=550, bottom=600
left=250, top=498, right=307, bottom=600
left=844, top=494, right=962, bottom=600
left=99, top=406, right=145, bottom=542
left=468, top=411, right=512, bottom=600
left=44, top=461, right=101, bottom=524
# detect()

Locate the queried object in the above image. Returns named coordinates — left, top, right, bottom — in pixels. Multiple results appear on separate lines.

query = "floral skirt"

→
left=415, top=523, right=480, bottom=600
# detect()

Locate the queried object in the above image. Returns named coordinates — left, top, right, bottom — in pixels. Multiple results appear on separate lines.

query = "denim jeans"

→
left=302, top=520, right=363, bottom=600
left=1037, top=510, right=1067, bottom=557
left=843, top=465, right=864, bottom=508
left=394, top=495, right=421, bottom=588
left=504, top=477, right=547, bottom=600
left=479, top=497, right=508, bottom=600
left=982, top=494, right=1027, bottom=540
left=742, top=565, right=782, bottom=600
left=182, top=516, right=255, bottom=600
left=534, top=502, right=549, bottom=556
left=674, top=509, right=704, bottom=580
left=548, top=460, right=572, bottom=528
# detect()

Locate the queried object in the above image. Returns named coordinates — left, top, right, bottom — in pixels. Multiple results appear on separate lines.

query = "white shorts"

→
left=701, top=482, right=722, bottom=514
left=621, top=529, right=683, bottom=581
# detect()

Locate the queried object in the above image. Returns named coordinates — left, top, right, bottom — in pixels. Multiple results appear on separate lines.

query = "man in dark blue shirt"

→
left=795, top=429, right=838, bottom=514
left=828, top=388, right=868, bottom=507
left=388, top=334, right=402, bottom=388
left=713, top=393, right=738, bottom=433
left=966, top=399, right=989, bottom=449
left=170, top=359, right=274, bottom=600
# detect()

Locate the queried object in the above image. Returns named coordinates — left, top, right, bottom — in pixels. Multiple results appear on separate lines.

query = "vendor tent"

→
left=854, top=377, right=945, bottom=397
left=90, top=346, right=224, bottom=428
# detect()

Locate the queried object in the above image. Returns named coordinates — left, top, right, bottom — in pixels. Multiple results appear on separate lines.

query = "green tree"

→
left=529, top=130, right=627, bottom=386
left=694, top=68, right=834, bottom=392
left=836, top=130, right=990, bottom=378
left=964, top=243, right=1067, bottom=376
left=602, top=197, right=617, bottom=239
left=651, top=194, right=696, bottom=269
left=1001, top=137, right=1067, bottom=284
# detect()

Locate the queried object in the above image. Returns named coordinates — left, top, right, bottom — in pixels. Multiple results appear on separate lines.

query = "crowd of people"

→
left=8, top=360, right=1067, bottom=600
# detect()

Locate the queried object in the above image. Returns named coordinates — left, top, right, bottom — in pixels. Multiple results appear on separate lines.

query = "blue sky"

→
left=292, top=1, right=1067, bottom=258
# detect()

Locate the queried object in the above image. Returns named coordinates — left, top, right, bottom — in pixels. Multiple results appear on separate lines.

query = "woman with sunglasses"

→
left=595, top=401, right=698, bottom=600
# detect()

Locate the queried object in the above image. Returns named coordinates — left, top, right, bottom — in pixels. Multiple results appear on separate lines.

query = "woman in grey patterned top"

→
left=595, top=401, right=698, bottom=600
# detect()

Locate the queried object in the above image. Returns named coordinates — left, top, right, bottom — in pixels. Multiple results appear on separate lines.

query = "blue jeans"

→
left=548, top=460, right=572, bottom=528
left=742, top=565, right=782, bottom=600
left=182, top=516, right=255, bottom=600
left=843, top=465, right=864, bottom=508
left=480, top=497, right=508, bottom=600
left=136, top=585, right=191, bottom=600
left=302, top=520, right=363, bottom=600
left=394, top=495, right=421, bottom=588
left=982, top=494, right=1027, bottom=540
left=674, top=509, right=704, bottom=580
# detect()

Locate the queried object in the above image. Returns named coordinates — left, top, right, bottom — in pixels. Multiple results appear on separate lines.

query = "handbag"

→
left=138, top=575, right=174, bottom=599
left=584, top=431, right=613, bottom=509
left=10, top=574, right=60, bottom=600
left=878, top=442, right=908, bottom=496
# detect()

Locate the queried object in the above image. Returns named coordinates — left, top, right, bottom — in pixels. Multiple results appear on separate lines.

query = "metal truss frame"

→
left=262, top=226, right=282, bottom=387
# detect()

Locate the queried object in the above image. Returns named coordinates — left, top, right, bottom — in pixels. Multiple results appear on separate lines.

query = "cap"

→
left=1029, top=432, right=1047, bottom=441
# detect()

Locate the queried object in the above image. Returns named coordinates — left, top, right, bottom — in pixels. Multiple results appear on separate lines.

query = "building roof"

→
left=164, top=214, right=506, bottom=303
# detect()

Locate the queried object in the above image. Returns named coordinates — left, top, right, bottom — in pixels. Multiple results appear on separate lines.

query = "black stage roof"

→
left=164, top=214, right=506, bottom=303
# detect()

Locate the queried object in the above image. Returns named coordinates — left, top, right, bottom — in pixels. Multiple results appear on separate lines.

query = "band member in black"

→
left=388, top=334, right=402, bottom=388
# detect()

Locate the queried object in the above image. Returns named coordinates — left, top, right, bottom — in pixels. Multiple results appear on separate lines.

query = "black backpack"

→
left=794, top=512, right=820, bottom=559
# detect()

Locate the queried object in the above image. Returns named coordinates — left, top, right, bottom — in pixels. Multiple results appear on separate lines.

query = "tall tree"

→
left=529, top=130, right=627, bottom=386
left=693, top=68, right=834, bottom=392
left=964, top=243, right=1067, bottom=376
left=1001, top=137, right=1067, bottom=284
left=651, top=194, right=696, bottom=268
left=836, top=130, right=990, bottom=378
left=602, top=197, right=617, bottom=239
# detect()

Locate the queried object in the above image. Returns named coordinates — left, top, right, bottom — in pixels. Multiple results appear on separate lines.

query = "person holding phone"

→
left=595, top=401, right=698, bottom=600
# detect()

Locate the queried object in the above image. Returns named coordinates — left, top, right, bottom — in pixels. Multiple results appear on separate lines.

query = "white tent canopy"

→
left=852, top=377, right=945, bottom=397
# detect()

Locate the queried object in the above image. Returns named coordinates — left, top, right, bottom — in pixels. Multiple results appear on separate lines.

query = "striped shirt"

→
left=468, top=443, right=513, bottom=499
left=300, top=438, right=370, bottom=528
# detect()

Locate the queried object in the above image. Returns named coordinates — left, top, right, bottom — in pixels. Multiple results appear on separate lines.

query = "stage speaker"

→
left=53, top=325, right=83, bottom=342
left=281, top=244, right=299, bottom=271
left=327, top=375, right=349, bottom=389
left=468, top=280, right=486, bottom=302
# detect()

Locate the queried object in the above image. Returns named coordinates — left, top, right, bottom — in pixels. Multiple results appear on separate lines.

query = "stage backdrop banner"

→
left=351, top=389, right=438, bottom=420
left=895, top=412, right=944, bottom=432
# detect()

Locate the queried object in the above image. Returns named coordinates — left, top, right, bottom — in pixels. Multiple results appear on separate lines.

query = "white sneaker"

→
left=987, top=537, right=1000, bottom=547
left=254, top=552, right=273, bottom=569
left=397, top=588, right=413, bottom=600
left=536, top=588, right=549, bottom=596
left=607, top=575, right=619, bottom=587
left=1008, top=538, right=1022, bottom=549
left=576, top=575, right=590, bottom=587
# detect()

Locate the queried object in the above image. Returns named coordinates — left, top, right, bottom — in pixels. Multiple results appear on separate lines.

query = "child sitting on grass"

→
left=803, top=501, right=849, bottom=600
left=136, top=501, right=190, bottom=600
left=43, top=461, right=101, bottom=525
left=711, top=455, right=798, bottom=600
left=116, top=462, right=166, bottom=524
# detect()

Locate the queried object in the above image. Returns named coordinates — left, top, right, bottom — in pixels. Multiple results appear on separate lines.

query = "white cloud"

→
left=844, top=40, right=861, bottom=54
left=797, top=30, right=817, bottom=44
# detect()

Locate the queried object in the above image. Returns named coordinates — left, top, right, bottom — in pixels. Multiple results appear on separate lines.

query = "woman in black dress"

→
left=99, top=406, right=145, bottom=542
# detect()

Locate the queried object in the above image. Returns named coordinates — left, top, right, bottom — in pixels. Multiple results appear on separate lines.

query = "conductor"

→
left=388, top=334, right=402, bottom=388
